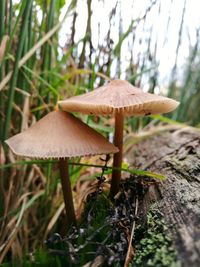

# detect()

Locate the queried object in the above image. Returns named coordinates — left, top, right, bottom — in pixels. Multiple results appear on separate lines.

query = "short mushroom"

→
left=5, top=110, right=118, bottom=227
left=58, top=79, right=179, bottom=196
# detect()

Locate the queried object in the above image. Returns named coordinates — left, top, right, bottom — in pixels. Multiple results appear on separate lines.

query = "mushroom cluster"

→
left=58, top=79, right=179, bottom=196
left=5, top=110, right=118, bottom=227
left=5, top=79, right=179, bottom=228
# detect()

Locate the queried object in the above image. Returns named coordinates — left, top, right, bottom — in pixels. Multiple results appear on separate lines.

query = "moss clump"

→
left=132, top=208, right=181, bottom=267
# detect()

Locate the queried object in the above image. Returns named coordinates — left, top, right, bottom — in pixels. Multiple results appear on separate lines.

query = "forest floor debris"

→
left=41, top=175, right=180, bottom=267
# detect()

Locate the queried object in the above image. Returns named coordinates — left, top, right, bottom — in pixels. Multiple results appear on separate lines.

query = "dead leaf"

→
left=82, top=255, right=105, bottom=267
left=0, top=144, right=5, bottom=165
left=0, top=35, right=9, bottom=64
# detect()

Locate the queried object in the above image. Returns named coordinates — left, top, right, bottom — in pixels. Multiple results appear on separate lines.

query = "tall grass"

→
left=0, top=1, right=72, bottom=264
left=0, top=0, right=199, bottom=265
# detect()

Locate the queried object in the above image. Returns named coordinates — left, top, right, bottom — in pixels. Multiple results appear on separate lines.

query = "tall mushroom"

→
left=5, top=110, right=118, bottom=227
left=58, top=79, right=179, bottom=196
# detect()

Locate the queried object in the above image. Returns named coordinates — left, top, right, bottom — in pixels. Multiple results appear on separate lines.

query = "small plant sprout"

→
left=5, top=110, right=118, bottom=227
left=58, top=80, right=179, bottom=197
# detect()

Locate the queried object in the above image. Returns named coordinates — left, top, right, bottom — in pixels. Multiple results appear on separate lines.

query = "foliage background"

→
left=0, top=0, right=199, bottom=265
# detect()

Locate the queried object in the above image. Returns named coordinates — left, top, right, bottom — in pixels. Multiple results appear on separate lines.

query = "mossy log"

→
left=126, top=126, right=200, bottom=267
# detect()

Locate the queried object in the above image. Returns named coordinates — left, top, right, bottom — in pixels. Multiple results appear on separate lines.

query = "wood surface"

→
left=126, top=126, right=200, bottom=267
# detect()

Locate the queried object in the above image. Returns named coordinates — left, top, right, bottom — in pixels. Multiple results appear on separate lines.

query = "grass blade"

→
left=3, top=0, right=33, bottom=140
left=0, top=160, right=165, bottom=180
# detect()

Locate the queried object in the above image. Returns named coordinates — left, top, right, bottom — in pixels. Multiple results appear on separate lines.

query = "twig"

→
left=124, top=197, right=139, bottom=267
left=82, top=255, right=105, bottom=267
left=86, top=155, right=110, bottom=221
left=44, top=203, right=65, bottom=240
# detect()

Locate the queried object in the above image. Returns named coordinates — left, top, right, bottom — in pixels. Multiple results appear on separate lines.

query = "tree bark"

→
left=126, top=126, right=200, bottom=267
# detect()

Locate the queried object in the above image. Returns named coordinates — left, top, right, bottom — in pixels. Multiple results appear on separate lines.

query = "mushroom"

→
left=58, top=80, right=179, bottom=196
left=5, top=110, right=118, bottom=227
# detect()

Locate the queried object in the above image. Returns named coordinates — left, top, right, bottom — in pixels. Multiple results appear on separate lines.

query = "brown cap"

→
left=5, top=111, right=118, bottom=158
left=58, top=79, right=179, bottom=116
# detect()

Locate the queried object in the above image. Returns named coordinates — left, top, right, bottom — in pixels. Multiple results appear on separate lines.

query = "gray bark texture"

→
left=126, top=126, right=200, bottom=267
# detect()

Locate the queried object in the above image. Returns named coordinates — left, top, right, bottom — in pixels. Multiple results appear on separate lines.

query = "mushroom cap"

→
left=58, top=79, right=179, bottom=116
left=5, top=111, right=118, bottom=159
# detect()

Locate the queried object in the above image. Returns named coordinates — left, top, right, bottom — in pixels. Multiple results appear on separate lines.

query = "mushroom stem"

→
left=59, top=158, right=76, bottom=227
left=110, top=112, right=124, bottom=197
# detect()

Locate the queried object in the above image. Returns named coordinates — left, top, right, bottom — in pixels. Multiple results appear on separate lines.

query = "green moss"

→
left=131, top=208, right=181, bottom=267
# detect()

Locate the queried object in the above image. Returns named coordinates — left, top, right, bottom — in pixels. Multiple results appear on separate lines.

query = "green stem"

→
left=0, top=0, right=5, bottom=41
left=0, top=0, right=6, bottom=141
left=3, top=0, right=33, bottom=140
